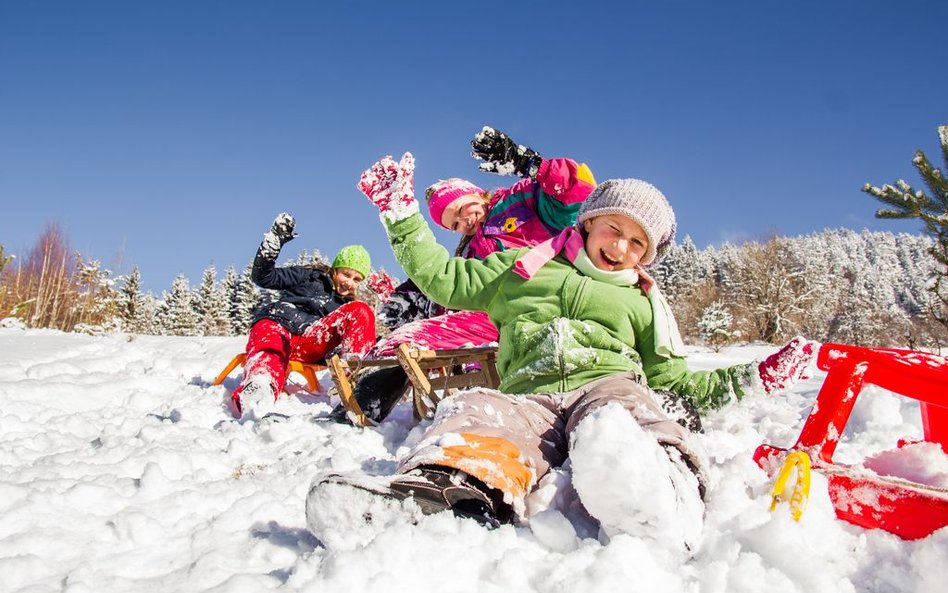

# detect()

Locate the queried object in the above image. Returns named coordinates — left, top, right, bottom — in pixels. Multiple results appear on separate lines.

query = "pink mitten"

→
left=757, top=336, right=818, bottom=394
left=367, top=270, right=396, bottom=299
left=357, top=152, right=417, bottom=220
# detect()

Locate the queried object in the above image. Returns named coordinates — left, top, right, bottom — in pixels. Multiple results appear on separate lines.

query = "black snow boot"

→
left=309, top=465, right=513, bottom=528
left=327, top=366, right=411, bottom=425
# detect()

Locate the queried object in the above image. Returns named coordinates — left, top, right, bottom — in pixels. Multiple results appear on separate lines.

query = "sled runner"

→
left=212, top=353, right=327, bottom=393
left=755, top=342, right=948, bottom=539
left=328, top=344, right=500, bottom=427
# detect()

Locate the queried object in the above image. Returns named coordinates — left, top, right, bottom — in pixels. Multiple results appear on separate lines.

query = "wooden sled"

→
left=328, top=343, right=500, bottom=427
left=755, top=342, right=948, bottom=539
left=212, top=353, right=327, bottom=394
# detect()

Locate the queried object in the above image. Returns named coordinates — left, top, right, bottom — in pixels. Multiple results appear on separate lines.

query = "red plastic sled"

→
left=754, top=342, right=948, bottom=539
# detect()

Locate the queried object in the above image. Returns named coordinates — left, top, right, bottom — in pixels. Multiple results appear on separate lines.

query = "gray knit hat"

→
left=577, top=178, right=677, bottom=266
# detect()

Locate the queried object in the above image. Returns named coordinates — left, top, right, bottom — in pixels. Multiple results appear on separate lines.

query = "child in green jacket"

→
left=307, top=153, right=817, bottom=555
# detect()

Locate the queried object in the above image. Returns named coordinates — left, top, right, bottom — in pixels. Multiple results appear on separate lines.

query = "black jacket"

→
left=377, top=279, right=446, bottom=330
left=250, top=243, right=351, bottom=335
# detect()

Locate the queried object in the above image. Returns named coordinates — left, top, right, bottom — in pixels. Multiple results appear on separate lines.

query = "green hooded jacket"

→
left=386, top=212, right=753, bottom=411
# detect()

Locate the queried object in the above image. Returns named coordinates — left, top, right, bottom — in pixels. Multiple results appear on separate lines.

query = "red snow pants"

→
left=233, top=301, right=376, bottom=408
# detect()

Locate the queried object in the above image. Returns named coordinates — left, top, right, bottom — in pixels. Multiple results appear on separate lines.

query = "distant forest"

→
left=1, top=225, right=943, bottom=349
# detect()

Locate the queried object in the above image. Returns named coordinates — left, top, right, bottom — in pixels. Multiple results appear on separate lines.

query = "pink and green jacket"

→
left=464, top=158, right=597, bottom=259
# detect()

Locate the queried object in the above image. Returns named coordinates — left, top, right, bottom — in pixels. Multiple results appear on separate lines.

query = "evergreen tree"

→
left=697, top=301, right=735, bottom=351
left=195, top=264, right=230, bottom=336
left=138, top=293, right=159, bottom=335
left=119, top=267, right=146, bottom=332
left=157, top=275, right=199, bottom=336
left=219, top=265, right=239, bottom=336
left=72, top=256, right=121, bottom=332
left=233, top=262, right=260, bottom=335
left=864, top=125, right=948, bottom=326
left=652, top=236, right=706, bottom=297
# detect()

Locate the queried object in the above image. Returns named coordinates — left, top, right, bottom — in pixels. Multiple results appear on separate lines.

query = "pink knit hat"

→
left=425, top=178, right=485, bottom=229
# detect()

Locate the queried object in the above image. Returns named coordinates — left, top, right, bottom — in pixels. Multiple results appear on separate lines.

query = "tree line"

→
left=0, top=225, right=941, bottom=348
left=651, top=229, right=943, bottom=349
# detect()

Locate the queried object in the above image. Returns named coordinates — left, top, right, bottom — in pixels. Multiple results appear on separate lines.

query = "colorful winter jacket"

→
left=464, top=157, right=596, bottom=259
left=250, top=243, right=351, bottom=335
left=383, top=212, right=753, bottom=411
left=379, top=158, right=597, bottom=329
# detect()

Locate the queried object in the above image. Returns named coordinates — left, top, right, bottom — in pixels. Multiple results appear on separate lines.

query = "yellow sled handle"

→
left=769, top=451, right=812, bottom=522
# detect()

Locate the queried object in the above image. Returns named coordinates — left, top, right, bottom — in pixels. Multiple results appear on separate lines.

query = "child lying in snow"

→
left=230, top=213, right=378, bottom=419
left=307, top=155, right=817, bottom=555
left=328, top=127, right=598, bottom=424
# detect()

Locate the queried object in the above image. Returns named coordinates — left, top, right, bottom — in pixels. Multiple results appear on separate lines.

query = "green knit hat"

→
left=331, top=244, right=371, bottom=278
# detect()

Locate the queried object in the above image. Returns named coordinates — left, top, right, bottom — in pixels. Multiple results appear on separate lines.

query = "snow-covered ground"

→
left=0, top=328, right=945, bottom=593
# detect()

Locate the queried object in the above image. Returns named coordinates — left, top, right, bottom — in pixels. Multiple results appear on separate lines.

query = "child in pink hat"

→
left=329, top=128, right=598, bottom=425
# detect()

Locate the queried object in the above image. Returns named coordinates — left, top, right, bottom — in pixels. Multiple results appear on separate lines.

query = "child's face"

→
left=332, top=267, right=364, bottom=297
left=440, top=195, right=487, bottom=235
left=582, top=214, right=649, bottom=272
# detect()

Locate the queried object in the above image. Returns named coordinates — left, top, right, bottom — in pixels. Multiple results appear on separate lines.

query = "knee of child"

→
left=342, top=300, right=375, bottom=325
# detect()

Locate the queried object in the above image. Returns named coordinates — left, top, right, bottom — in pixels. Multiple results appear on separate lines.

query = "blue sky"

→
left=1, top=0, right=946, bottom=293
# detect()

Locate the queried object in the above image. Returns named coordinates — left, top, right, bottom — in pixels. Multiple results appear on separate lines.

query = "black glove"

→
left=270, top=212, right=297, bottom=245
left=471, top=126, right=543, bottom=178
left=260, top=212, right=296, bottom=258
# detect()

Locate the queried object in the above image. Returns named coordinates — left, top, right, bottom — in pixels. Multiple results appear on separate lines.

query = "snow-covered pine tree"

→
left=195, top=264, right=231, bottom=336
left=195, top=265, right=215, bottom=336
left=156, top=275, right=199, bottom=336
left=219, top=265, right=239, bottom=336
left=697, top=301, right=735, bottom=351
left=652, top=235, right=706, bottom=297
left=72, top=256, right=121, bottom=334
left=118, top=266, right=146, bottom=333
left=233, top=262, right=260, bottom=335
left=864, top=125, right=948, bottom=327
left=137, top=293, right=160, bottom=335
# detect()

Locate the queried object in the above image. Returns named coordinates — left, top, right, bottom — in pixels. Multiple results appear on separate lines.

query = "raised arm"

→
left=250, top=212, right=312, bottom=290
left=357, top=153, right=511, bottom=312
left=472, top=127, right=596, bottom=232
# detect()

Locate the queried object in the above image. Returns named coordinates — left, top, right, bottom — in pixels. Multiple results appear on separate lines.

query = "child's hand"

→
left=367, top=270, right=396, bottom=299
left=757, top=336, right=819, bottom=394
left=260, top=212, right=297, bottom=257
left=270, top=212, right=297, bottom=243
left=357, top=153, right=417, bottom=220
left=471, top=126, right=542, bottom=178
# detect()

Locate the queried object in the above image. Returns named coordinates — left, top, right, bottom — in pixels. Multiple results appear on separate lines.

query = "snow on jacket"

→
left=384, top=212, right=754, bottom=411
left=250, top=243, right=351, bottom=335
left=463, top=157, right=596, bottom=259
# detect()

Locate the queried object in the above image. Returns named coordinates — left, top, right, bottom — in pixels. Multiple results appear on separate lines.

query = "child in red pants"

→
left=232, top=212, right=377, bottom=418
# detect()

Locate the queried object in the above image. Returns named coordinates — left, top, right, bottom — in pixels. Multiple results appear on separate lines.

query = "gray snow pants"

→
left=396, top=372, right=706, bottom=508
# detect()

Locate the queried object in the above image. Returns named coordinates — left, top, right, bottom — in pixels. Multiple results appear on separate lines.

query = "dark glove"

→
left=471, top=126, right=543, bottom=178
left=260, top=212, right=296, bottom=258
left=270, top=212, right=297, bottom=244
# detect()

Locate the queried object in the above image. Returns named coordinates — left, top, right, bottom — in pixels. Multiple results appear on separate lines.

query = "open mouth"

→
left=600, top=250, right=623, bottom=268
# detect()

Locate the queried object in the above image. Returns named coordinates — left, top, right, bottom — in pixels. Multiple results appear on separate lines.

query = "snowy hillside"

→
left=0, top=328, right=945, bottom=593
